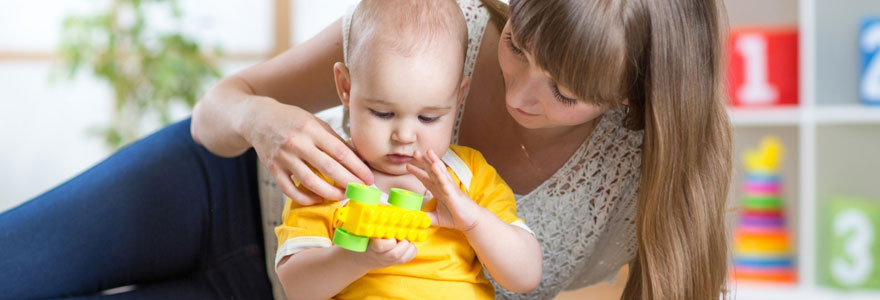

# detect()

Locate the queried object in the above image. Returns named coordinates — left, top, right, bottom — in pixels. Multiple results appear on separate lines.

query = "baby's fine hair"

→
left=348, top=0, right=468, bottom=73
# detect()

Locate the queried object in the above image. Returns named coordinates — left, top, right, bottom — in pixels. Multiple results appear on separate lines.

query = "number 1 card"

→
left=727, top=28, right=799, bottom=108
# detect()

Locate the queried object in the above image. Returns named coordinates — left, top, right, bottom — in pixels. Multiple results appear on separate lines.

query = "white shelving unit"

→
left=814, top=105, right=880, bottom=124
left=729, top=107, right=801, bottom=127
left=726, top=0, right=880, bottom=299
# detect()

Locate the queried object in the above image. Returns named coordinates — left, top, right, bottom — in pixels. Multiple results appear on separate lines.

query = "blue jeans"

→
left=0, top=118, right=273, bottom=299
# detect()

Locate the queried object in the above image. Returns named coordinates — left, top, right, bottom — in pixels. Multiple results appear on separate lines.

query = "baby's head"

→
left=333, top=0, right=469, bottom=176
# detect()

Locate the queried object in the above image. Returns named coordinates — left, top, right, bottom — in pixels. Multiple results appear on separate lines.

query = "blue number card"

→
left=860, top=17, right=880, bottom=105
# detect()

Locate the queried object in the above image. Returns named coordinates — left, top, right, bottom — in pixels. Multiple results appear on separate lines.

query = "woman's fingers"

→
left=285, top=182, right=324, bottom=206
left=312, top=122, right=375, bottom=186
left=269, top=164, right=322, bottom=205
left=287, top=154, right=346, bottom=201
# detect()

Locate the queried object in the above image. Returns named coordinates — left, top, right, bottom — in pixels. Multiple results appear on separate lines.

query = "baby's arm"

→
left=463, top=207, right=542, bottom=293
left=407, top=150, right=542, bottom=293
left=276, top=238, right=417, bottom=300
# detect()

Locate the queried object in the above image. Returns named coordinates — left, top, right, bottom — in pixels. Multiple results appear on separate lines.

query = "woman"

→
left=195, top=0, right=732, bottom=298
left=1, top=0, right=730, bottom=299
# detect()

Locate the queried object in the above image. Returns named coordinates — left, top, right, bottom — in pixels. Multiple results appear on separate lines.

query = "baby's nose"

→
left=391, top=126, right=416, bottom=144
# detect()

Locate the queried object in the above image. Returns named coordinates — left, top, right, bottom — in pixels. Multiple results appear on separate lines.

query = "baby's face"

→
left=346, top=49, right=464, bottom=176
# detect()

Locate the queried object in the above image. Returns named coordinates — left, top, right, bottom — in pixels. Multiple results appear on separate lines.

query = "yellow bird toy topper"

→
left=744, top=136, right=784, bottom=173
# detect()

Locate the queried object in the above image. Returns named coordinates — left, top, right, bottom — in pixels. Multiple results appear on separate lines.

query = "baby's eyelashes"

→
left=418, top=115, right=440, bottom=123
left=368, top=109, right=394, bottom=119
left=368, top=108, right=442, bottom=124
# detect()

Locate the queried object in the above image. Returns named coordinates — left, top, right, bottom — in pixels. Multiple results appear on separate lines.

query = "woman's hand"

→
left=406, top=150, right=481, bottom=232
left=244, top=99, right=374, bottom=205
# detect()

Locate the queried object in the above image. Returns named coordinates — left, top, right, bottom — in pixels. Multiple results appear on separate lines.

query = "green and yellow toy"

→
left=332, top=183, right=432, bottom=252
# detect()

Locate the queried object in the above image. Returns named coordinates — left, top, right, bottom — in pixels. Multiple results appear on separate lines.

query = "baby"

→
left=274, top=1, right=542, bottom=299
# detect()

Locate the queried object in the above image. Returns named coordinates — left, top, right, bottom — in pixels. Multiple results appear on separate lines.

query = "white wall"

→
left=291, top=1, right=358, bottom=43
left=0, top=1, right=355, bottom=212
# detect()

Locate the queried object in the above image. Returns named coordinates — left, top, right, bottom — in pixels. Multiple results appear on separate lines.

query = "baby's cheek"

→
left=351, top=134, right=380, bottom=161
left=426, top=130, right=453, bottom=156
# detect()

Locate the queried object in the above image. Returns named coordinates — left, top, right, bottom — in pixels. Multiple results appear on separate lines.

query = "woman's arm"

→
left=191, top=19, right=374, bottom=203
left=192, top=18, right=344, bottom=156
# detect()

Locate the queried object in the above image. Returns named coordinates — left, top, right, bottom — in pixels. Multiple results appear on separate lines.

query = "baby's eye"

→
left=418, top=115, right=440, bottom=123
left=369, top=109, right=394, bottom=119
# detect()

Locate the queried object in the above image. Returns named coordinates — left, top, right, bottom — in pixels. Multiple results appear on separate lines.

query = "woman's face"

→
left=497, top=20, right=608, bottom=129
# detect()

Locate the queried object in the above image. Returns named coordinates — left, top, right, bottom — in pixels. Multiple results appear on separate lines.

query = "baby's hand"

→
left=406, top=149, right=481, bottom=232
left=357, top=238, right=417, bottom=269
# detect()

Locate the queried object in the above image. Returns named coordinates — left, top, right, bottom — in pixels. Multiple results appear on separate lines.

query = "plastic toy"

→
left=332, top=183, right=432, bottom=252
left=732, top=136, right=796, bottom=283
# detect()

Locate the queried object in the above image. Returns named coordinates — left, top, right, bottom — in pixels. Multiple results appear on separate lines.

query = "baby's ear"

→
left=333, top=62, right=352, bottom=107
left=457, top=76, right=471, bottom=106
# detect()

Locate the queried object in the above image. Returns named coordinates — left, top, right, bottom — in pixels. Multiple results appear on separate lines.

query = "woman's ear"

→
left=333, top=62, right=352, bottom=107
left=457, top=76, right=471, bottom=107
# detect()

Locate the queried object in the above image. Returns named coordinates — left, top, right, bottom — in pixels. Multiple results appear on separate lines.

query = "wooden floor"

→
left=553, top=267, right=627, bottom=300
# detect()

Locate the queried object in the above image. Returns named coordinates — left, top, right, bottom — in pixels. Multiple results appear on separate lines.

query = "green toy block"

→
left=345, top=182, right=380, bottom=205
left=332, top=228, right=371, bottom=252
left=388, top=188, right=424, bottom=211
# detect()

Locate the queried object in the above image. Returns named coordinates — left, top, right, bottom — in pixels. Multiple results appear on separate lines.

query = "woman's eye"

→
left=369, top=109, right=394, bottom=119
left=505, top=33, right=524, bottom=57
left=550, top=82, right=577, bottom=106
left=418, top=115, right=440, bottom=123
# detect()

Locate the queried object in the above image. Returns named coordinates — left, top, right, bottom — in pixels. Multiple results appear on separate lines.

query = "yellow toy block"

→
left=335, top=201, right=431, bottom=241
left=332, top=183, right=431, bottom=252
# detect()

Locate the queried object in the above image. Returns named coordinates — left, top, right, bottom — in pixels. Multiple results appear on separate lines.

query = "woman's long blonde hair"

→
left=489, top=0, right=733, bottom=298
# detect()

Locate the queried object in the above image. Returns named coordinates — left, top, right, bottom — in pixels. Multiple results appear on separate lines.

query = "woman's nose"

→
left=507, top=77, right=541, bottom=108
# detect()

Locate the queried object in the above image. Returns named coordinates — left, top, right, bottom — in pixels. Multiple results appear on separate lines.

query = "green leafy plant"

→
left=57, top=0, right=221, bottom=149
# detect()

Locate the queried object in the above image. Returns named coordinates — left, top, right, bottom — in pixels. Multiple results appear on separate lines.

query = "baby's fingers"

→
left=427, top=150, right=455, bottom=187
left=406, top=164, right=431, bottom=182
left=407, top=161, right=447, bottom=197
left=410, top=150, right=434, bottom=172
left=400, top=242, right=417, bottom=263
left=386, top=240, right=417, bottom=265
left=425, top=211, right=440, bottom=227
left=395, top=240, right=417, bottom=262
left=368, top=238, right=397, bottom=253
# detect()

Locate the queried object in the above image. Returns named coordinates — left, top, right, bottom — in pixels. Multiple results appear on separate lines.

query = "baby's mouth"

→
left=386, top=153, right=413, bottom=164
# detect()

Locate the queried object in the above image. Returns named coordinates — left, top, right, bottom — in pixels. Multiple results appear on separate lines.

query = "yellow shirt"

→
left=275, top=145, right=528, bottom=300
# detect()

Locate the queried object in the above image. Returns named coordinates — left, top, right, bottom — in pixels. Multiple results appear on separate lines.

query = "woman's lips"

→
left=514, top=107, right=540, bottom=117
left=387, top=154, right=413, bottom=164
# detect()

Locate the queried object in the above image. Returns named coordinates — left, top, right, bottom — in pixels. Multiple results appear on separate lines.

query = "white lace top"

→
left=257, top=1, right=644, bottom=299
